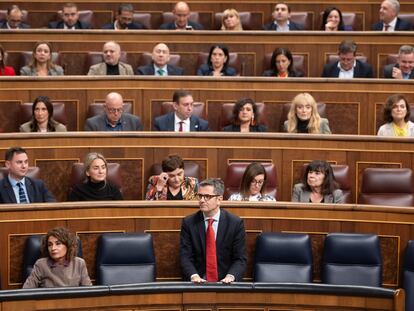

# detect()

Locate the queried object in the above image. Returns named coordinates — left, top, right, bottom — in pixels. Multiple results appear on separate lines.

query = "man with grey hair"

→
left=180, top=178, right=246, bottom=284
left=0, top=5, right=30, bottom=29
left=372, top=0, right=413, bottom=31
left=384, top=45, right=414, bottom=79
left=87, top=41, right=134, bottom=76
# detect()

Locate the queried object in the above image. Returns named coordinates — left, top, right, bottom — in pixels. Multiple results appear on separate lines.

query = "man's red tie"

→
left=384, top=24, right=390, bottom=31
left=206, top=218, right=218, bottom=281
left=179, top=121, right=183, bottom=132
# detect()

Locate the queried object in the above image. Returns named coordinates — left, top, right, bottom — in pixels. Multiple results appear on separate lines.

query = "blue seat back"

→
left=403, top=240, right=414, bottom=311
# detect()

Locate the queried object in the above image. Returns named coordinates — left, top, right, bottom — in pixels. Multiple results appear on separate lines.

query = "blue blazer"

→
left=372, top=18, right=413, bottom=31
left=180, top=209, right=247, bottom=281
left=321, top=59, right=373, bottom=78
left=153, top=112, right=209, bottom=131
left=102, top=22, right=144, bottom=29
left=159, top=21, right=203, bottom=30
left=48, top=20, right=91, bottom=29
left=0, top=176, right=56, bottom=203
left=136, top=64, right=184, bottom=75
left=263, top=21, right=303, bottom=30
left=196, top=64, right=237, bottom=76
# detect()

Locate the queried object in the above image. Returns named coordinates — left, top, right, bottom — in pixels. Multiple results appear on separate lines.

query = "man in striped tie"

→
left=180, top=178, right=246, bottom=283
left=0, top=147, right=56, bottom=203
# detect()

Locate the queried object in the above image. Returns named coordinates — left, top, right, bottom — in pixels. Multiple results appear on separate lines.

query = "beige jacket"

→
left=87, top=62, right=134, bottom=76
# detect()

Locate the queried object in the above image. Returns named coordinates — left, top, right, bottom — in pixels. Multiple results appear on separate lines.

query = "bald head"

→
left=7, top=5, right=24, bottom=29
left=152, top=43, right=170, bottom=67
left=104, top=92, right=124, bottom=125
left=173, top=1, right=190, bottom=29
left=103, top=41, right=121, bottom=66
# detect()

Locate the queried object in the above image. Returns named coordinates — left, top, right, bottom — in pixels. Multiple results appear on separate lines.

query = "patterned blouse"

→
left=145, top=176, right=198, bottom=200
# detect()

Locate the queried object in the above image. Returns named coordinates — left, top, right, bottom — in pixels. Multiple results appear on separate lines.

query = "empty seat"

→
left=263, top=53, right=307, bottom=77
left=196, top=52, right=241, bottom=75
left=224, top=162, right=277, bottom=199
left=279, top=102, right=326, bottom=132
left=95, top=232, right=156, bottom=285
left=359, top=168, right=414, bottom=207
left=322, top=233, right=382, bottom=286
left=398, top=13, right=414, bottom=27
left=290, top=12, right=313, bottom=30
left=149, top=161, right=200, bottom=181
left=19, top=102, right=67, bottom=130
left=86, top=102, right=132, bottom=119
left=254, top=232, right=313, bottom=282
left=403, top=240, right=414, bottom=311
left=133, top=13, right=151, bottom=29
left=218, top=102, right=267, bottom=130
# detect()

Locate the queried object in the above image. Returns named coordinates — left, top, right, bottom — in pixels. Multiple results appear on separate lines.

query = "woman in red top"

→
left=0, top=44, right=16, bottom=76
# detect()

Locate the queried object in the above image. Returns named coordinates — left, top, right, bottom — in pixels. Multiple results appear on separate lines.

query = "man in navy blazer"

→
left=371, top=0, right=413, bottom=31
left=0, top=147, right=55, bottom=204
left=48, top=3, right=91, bottom=29
left=384, top=45, right=414, bottom=79
left=153, top=90, right=209, bottom=131
left=102, top=4, right=145, bottom=30
left=322, top=39, right=373, bottom=78
left=159, top=2, right=203, bottom=30
left=136, top=43, right=184, bottom=76
left=180, top=178, right=247, bottom=283
left=85, top=92, right=143, bottom=131
left=0, top=5, right=30, bottom=29
left=263, top=2, right=303, bottom=31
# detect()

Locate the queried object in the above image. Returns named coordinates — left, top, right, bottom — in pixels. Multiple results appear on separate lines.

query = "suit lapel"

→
left=353, top=61, right=361, bottom=77
left=25, top=178, right=35, bottom=203
left=196, top=211, right=206, bottom=258
left=4, top=177, right=17, bottom=203
left=167, top=113, right=175, bottom=131
left=216, top=209, right=226, bottom=251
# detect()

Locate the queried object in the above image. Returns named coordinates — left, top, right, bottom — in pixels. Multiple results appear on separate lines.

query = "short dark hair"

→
left=162, top=154, right=184, bottom=172
left=199, top=178, right=224, bottom=196
left=301, top=160, right=338, bottom=195
left=275, top=2, right=291, bottom=13
left=338, top=39, right=357, bottom=55
left=63, top=2, right=77, bottom=10
left=5, top=147, right=27, bottom=161
left=270, top=47, right=294, bottom=74
left=383, top=94, right=410, bottom=123
left=239, top=162, right=267, bottom=199
left=118, top=3, right=134, bottom=14
left=232, top=98, right=259, bottom=126
left=172, top=89, right=192, bottom=104
left=320, top=6, right=344, bottom=30
left=41, top=227, right=77, bottom=261
left=207, top=44, right=230, bottom=68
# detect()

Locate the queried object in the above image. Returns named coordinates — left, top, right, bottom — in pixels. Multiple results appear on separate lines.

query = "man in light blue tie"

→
left=383, top=45, right=414, bottom=80
left=0, top=147, right=56, bottom=204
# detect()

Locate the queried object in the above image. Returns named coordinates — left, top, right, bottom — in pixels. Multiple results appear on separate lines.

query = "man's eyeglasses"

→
left=250, top=179, right=264, bottom=186
left=196, top=193, right=221, bottom=201
left=106, top=107, right=124, bottom=114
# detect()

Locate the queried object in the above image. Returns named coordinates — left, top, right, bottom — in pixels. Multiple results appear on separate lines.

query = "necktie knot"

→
left=157, top=68, right=165, bottom=76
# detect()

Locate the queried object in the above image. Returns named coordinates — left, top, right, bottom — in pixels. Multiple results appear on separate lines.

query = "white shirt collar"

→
left=174, top=113, right=190, bottom=132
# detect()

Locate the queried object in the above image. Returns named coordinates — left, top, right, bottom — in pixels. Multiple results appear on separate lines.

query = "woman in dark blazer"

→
left=263, top=47, right=303, bottom=78
left=223, top=98, right=267, bottom=132
left=197, top=44, right=237, bottom=76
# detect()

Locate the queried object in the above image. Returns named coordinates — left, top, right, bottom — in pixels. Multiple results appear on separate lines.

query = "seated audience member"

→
left=20, top=41, right=64, bottom=76
left=87, top=41, right=134, bottom=76
left=0, top=5, right=30, bottom=29
left=23, top=227, right=92, bottom=288
left=160, top=1, right=203, bottom=30
left=19, top=96, right=67, bottom=132
left=228, top=162, right=276, bottom=201
left=0, top=147, right=56, bottom=203
left=285, top=93, right=331, bottom=134
left=85, top=92, right=143, bottom=131
left=384, top=45, right=414, bottom=79
left=223, top=98, right=267, bottom=132
left=263, top=2, right=303, bottom=31
left=102, top=3, right=144, bottom=29
left=180, top=178, right=247, bottom=283
left=0, top=44, right=16, bottom=76
left=146, top=154, right=198, bottom=200
left=68, top=152, right=123, bottom=201
left=153, top=89, right=209, bottom=131
left=48, top=3, right=91, bottom=29
left=321, top=6, right=352, bottom=31
left=292, top=160, right=344, bottom=203
left=377, top=94, right=414, bottom=137
left=372, top=0, right=413, bottom=31
left=263, top=47, right=303, bottom=77
left=197, top=45, right=237, bottom=76
left=136, top=43, right=184, bottom=76
left=221, top=8, right=243, bottom=31
left=321, top=40, right=373, bottom=78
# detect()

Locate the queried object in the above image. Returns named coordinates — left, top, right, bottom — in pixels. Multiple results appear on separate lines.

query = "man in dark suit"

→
left=180, top=178, right=246, bottom=283
left=0, top=147, right=55, bottom=204
left=102, top=4, right=145, bottom=30
left=85, top=92, right=143, bottom=131
left=136, top=43, right=184, bottom=76
left=263, top=2, right=303, bottom=31
left=48, top=3, right=91, bottom=29
left=322, top=39, right=373, bottom=78
left=159, top=1, right=203, bottom=30
left=153, top=90, right=209, bottom=131
left=384, top=45, right=414, bottom=79
left=0, top=5, right=30, bottom=29
left=371, top=0, right=413, bottom=31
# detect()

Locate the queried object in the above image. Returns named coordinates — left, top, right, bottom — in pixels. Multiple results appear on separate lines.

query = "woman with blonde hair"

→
left=284, top=93, right=331, bottom=134
left=20, top=41, right=64, bottom=76
left=221, top=8, right=243, bottom=31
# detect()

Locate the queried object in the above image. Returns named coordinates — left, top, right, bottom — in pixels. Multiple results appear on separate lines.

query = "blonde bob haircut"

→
left=221, top=8, right=243, bottom=30
left=287, top=93, right=321, bottom=133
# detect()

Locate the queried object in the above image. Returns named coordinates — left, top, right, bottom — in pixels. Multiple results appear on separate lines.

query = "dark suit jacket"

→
left=383, top=63, right=414, bottom=79
left=180, top=209, right=247, bottom=281
left=263, top=21, right=303, bottom=30
left=153, top=112, right=209, bottom=131
left=223, top=124, right=267, bottom=132
left=102, top=22, right=144, bottom=29
left=371, top=18, right=413, bottom=31
left=136, top=63, right=184, bottom=75
left=48, top=20, right=91, bottom=29
left=0, top=176, right=55, bottom=203
left=196, top=64, right=237, bottom=76
left=262, top=69, right=304, bottom=77
left=84, top=113, right=143, bottom=131
left=321, top=59, right=373, bottom=78
left=159, top=20, right=203, bottom=30
left=0, top=21, right=30, bottom=29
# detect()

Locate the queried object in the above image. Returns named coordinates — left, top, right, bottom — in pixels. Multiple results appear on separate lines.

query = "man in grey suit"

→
left=384, top=45, right=414, bottom=79
left=153, top=90, right=209, bottom=132
left=136, top=43, right=184, bottom=76
left=87, top=41, right=134, bottom=76
left=85, top=92, right=143, bottom=131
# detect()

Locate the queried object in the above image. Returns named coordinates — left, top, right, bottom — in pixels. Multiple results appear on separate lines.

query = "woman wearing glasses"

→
left=228, top=162, right=275, bottom=201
